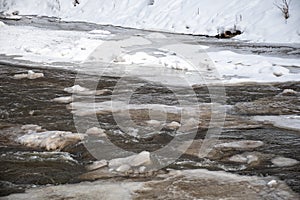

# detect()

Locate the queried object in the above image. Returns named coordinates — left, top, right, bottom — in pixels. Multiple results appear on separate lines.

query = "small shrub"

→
left=148, top=0, right=155, bottom=6
left=274, top=0, right=291, bottom=22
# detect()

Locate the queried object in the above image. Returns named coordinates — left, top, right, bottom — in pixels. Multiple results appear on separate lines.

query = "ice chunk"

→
left=21, top=124, right=42, bottom=133
left=280, top=89, right=298, bottom=96
left=146, top=120, right=161, bottom=127
left=64, top=85, right=110, bottom=95
left=64, top=85, right=88, bottom=93
left=27, top=70, right=44, bottom=79
left=86, top=159, right=108, bottom=171
left=116, top=164, right=131, bottom=173
left=13, top=74, right=28, bottom=79
left=85, top=127, right=106, bottom=137
left=229, top=153, right=259, bottom=164
left=166, top=121, right=181, bottom=130
left=214, top=140, right=264, bottom=150
left=13, top=70, right=44, bottom=80
left=267, top=180, right=278, bottom=188
left=109, top=151, right=151, bottom=170
left=17, top=131, right=86, bottom=150
left=53, top=96, right=73, bottom=103
left=271, top=157, right=299, bottom=167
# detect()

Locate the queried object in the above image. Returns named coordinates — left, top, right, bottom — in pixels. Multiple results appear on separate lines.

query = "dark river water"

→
left=0, top=64, right=299, bottom=197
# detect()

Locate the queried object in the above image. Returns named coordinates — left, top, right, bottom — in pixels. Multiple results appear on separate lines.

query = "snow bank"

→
left=1, top=0, right=299, bottom=43
left=209, top=50, right=300, bottom=83
left=0, top=25, right=105, bottom=63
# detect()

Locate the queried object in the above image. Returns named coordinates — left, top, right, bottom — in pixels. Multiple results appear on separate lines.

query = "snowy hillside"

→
left=0, top=0, right=299, bottom=43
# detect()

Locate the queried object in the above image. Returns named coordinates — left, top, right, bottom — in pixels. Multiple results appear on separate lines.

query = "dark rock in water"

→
left=215, top=29, right=242, bottom=39
left=0, top=181, right=25, bottom=197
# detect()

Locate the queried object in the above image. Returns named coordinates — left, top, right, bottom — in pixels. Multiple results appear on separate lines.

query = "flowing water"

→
left=0, top=16, right=299, bottom=198
left=0, top=64, right=299, bottom=197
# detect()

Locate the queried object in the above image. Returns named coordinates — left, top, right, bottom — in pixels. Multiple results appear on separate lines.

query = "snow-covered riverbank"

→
left=0, top=18, right=299, bottom=84
left=1, top=0, right=300, bottom=43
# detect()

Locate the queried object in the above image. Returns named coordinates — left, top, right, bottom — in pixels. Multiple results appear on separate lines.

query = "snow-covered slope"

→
left=1, top=0, right=299, bottom=43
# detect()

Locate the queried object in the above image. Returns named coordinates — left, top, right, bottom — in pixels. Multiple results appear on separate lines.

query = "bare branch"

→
left=274, top=0, right=291, bottom=21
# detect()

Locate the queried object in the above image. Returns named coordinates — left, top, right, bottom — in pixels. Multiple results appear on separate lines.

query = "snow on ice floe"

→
left=271, top=156, right=299, bottom=167
left=115, top=51, right=197, bottom=71
left=64, top=85, right=111, bottom=95
left=21, top=124, right=43, bottom=133
left=13, top=70, right=44, bottom=79
left=85, top=127, right=106, bottom=137
left=228, top=153, right=259, bottom=164
left=53, top=96, right=73, bottom=103
left=108, top=151, right=152, bottom=173
left=214, top=140, right=264, bottom=150
left=17, top=130, right=86, bottom=150
left=253, top=115, right=300, bottom=131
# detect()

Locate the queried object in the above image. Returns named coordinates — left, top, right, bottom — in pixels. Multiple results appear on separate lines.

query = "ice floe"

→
left=13, top=70, right=44, bottom=80
left=85, top=127, right=106, bottom=137
left=253, top=115, right=300, bottom=131
left=214, top=140, right=264, bottom=150
left=64, top=85, right=111, bottom=95
left=17, top=130, right=86, bottom=151
left=53, top=96, right=73, bottom=103
left=108, top=151, right=152, bottom=171
left=271, top=156, right=299, bottom=167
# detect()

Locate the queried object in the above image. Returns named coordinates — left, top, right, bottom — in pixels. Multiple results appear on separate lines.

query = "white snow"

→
left=271, top=156, right=299, bottom=167
left=13, top=70, right=44, bottom=79
left=0, top=1, right=299, bottom=85
left=85, top=127, right=106, bottom=137
left=214, top=140, right=264, bottom=150
left=208, top=50, right=300, bottom=83
left=64, top=85, right=89, bottom=93
left=116, top=51, right=197, bottom=71
left=253, top=115, right=300, bottom=131
left=1, top=0, right=299, bottom=43
left=89, top=29, right=111, bottom=35
left=267, top=180, right=278, bottom=188
left=108, top=151, right=152, bottom=171
left=166, top=121, right=181, bottom=130
left=229, top=153, right=259, bottom=164
left=53, top=96, right=73, bottom=103
left=0, top=21, right=6, bottom=27
left=64, top=85, right=111, bottom=95
left=0, top=25, right=105, bottom=63
left=17, top=130, right=86, bottom=150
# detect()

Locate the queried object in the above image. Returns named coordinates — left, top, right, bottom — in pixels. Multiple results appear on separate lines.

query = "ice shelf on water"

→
left=253, top=115, right=300, bottom=131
